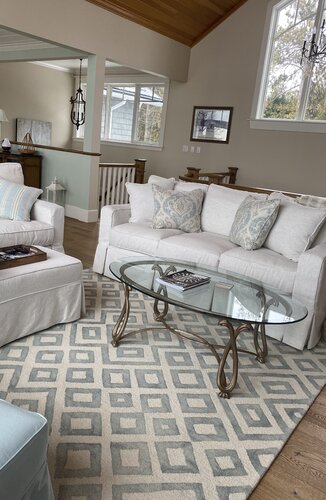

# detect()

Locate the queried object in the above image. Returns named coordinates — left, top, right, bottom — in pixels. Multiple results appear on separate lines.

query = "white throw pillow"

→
left=148, top=175, right=175, bottom=185
left=201, top=184, right=268, bottom=236
left=0, top=162, right=24, bottom=184
left=264, top=192, right=326, bottom=261
left=174, top=181, right=209, bottom=193
left=126, top=177, right=175, bottom=224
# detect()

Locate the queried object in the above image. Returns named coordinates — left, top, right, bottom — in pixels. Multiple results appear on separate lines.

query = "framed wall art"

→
left=190, top=106, right=233, bottom=143
left=16, top=118, right=52, bottom=146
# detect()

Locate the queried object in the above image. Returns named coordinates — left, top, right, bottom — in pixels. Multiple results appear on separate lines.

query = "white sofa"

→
left=0, top=162, right=64, bottom=252
left=93, top=177, right=326, bottom=351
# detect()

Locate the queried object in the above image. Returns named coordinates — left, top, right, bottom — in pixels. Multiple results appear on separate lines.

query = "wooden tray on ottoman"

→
left=0, top=245, right=47, bottom=270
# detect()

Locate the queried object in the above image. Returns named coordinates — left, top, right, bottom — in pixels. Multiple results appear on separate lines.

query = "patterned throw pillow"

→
left=229, top=195, right=280, bottom=250
left=0, top=177, right=43, bottom=221
left=152, top=185, right=204, bottom=232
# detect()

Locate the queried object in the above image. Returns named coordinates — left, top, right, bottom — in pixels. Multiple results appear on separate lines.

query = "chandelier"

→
left=70, top=59, right=86, bottom=130
left=301, top=19, right=326, bottom=65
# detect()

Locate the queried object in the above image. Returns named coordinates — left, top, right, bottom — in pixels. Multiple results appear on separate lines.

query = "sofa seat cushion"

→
left=0, top=219, right=54, bottom=247
left=157, top=232, right=237, bottom=269
left=110, top=223, right=183, bottom=256
left=219, top=247, right=297, bottom=294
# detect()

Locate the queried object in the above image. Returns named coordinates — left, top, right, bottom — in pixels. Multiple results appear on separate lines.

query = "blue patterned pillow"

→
left=229, top=195, right=280, bottom=250
left=0, top=178, right=43, bottom=221
left=152, top=185, right=204, bottom=232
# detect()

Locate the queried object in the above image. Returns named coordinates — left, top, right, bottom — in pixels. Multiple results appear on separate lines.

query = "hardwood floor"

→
left=64, top=216, right=326, bottom=499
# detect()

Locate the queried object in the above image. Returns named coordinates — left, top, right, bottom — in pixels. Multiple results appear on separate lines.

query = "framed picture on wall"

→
left=190, top=106, right=233, bottom=143
left=16, top=118, right=52, bottom=146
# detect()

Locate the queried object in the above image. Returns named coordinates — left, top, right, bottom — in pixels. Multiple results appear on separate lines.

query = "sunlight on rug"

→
left=1, top=270, right=325, bottom=500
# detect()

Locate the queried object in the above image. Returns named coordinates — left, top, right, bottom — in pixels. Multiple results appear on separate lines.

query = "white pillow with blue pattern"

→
left=0, top=177, right=43, bottom=221
left=229, top=195, right=280, bottom=250
left=152, top=184, right=204, bottom=232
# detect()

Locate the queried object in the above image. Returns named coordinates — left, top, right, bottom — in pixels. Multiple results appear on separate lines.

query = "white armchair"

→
left=0, top=162, right=64, bottom=252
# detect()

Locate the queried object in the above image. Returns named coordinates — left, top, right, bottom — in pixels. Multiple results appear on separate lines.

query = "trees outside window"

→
left=256, top=0, right=326, bottom=122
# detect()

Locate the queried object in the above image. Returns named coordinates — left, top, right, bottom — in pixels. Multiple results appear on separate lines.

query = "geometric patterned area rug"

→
left=1, top=270, right=325, bottom=500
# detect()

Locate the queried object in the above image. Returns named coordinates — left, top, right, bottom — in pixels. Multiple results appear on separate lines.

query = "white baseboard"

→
left=65, top=204, right=98, bottom=223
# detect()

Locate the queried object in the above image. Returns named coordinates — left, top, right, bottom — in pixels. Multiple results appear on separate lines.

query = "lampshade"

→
left=0, top=109, right=9, bottom=123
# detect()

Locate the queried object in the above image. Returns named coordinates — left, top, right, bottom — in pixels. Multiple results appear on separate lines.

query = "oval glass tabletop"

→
left=110, top=257, right=307, bottom=326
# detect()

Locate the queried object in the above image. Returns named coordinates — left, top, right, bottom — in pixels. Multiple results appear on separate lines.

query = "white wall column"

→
left=83, top=54, right=106, bottom=215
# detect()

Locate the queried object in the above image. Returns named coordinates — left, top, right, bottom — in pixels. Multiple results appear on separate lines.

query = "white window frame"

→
left=74, top=74, right=169, bottom=149
left=250, top=0, right=326, bottom=134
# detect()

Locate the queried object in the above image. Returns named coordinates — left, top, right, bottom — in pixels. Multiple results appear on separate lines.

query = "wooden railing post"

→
left=228, top=167, right=238, bottom=184
left=134, top=159, right=146, bottom=184
left=185, top=167, right=200, bottom=179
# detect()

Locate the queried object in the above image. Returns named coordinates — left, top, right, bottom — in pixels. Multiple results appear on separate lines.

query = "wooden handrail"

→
left=11, top=141, right=101, bottom=157
left=99, top=159, right=146, bottom=184
left=179, top=166, right=238, bottom=185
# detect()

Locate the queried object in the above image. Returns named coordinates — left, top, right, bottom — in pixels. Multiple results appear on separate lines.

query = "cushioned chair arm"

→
left=31, top=199, right=64, bottom=251
left=98, top=204, right=131, bottom=241
left=293, top=242, right=326, bottom=347
left=93, top=204, right=131, bottom=275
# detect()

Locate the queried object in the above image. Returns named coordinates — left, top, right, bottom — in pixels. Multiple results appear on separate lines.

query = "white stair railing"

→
left=98, top=159, right=146, bottom=215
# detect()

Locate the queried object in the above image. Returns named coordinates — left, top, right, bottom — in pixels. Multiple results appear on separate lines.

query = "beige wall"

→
left=97, top=0, right=326, bottom=197
left=0, top=62, right=73, bottom=148
left=0, top=0, right=189, bottom=83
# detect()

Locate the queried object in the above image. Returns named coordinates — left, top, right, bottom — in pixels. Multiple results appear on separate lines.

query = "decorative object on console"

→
left=152, top=184, right=204, bottom=232
left=0, top=108, right=9, bottom=140
left=18, top=132, right=36, bottom=154
left=1, top=138, right=11, bottom=152
left=229, top=195, right=280, bottom=251
left=46, top=177, right=66, bottom=206
left=70, top=58, right=86, bottom=130
left=190, top=106, right=233, bottom=143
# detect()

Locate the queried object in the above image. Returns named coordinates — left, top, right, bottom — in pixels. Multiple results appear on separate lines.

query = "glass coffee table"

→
left=110, top=258, right=307, bottom=398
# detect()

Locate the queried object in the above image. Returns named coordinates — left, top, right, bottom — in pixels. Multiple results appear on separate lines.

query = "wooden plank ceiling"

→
left=86, top=0, right=248, bottom=47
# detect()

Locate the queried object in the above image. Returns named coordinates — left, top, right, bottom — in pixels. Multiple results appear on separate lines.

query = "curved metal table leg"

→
left=217, top=321, right=252, bottom=398
left=111, top=283, right=130, bottom=347
left=253, top=323, right=268, bottom=363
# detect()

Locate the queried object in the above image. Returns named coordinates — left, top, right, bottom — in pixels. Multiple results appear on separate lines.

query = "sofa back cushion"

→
left=297, top=194, right=326, bottom=246
left=201, top=184, right=268, bottom=236
left=0, top=163, right=24, bottom=185
left=152, top=185, right=204, bottom=233
left=264, top=192, right=326, bottom=261
left=126, top=177, right=175, bottom=224
left=0, top=178, right=43, bottom=221
left=174, top=181, right=209, bottom=194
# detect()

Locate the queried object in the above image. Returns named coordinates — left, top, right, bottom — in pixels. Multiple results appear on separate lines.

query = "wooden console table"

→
left=0, top=151, right=42, bottom=188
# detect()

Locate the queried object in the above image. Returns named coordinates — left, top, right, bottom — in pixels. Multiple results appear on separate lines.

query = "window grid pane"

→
left=259, top=0, right=326, bottom=122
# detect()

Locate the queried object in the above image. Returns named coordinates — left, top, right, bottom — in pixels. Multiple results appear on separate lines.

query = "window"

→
left=252, top=0, right=326, bottom=132
left=76, top=79, right=168, bottom=148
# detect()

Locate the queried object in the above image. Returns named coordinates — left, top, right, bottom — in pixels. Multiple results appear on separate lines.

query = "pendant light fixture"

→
left=70, top=58, right=86, bottom=130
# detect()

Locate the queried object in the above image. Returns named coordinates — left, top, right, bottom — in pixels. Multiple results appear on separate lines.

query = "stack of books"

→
left=156, top=269, right=210, bottom=291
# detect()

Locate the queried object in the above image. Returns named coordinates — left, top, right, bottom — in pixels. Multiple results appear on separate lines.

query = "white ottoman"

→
left=0, top=399, right=54, bottom=500
left=0, top=247, right=84, bottom=347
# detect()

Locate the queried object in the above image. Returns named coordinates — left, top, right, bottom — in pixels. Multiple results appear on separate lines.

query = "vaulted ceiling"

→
left=86, top=0, right=249, bottom=47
